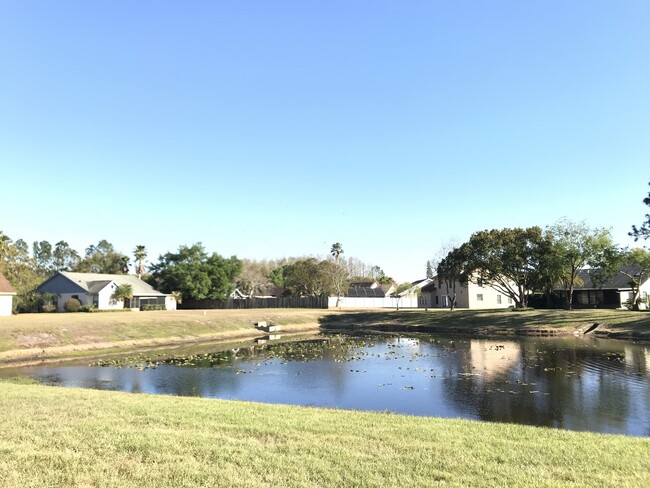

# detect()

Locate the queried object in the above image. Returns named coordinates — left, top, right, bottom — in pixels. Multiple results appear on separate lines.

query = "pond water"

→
left=3, top=332, right=649, bottom=436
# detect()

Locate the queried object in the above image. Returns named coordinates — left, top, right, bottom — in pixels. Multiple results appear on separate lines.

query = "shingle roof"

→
left=0, top=273, right=16, bottom=294
left=347, top=287, right=386, bottom=298
left=59, top=272, right=167, bottom=296
left=572, top=266, right=648, bottom=290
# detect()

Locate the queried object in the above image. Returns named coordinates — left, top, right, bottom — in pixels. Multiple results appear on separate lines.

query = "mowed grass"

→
left=0, top=382, right=648, bottom=488
left=0, top=309, right=331, bottom=358
left=321, top=308, right=650, bottom=338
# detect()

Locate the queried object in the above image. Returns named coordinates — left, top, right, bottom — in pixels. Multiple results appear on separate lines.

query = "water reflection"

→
left=3, top=334, right=648, bottom=436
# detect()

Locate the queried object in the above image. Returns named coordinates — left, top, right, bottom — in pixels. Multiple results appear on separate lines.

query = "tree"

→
left=75, top=240, right=129, bottom=274
left=32, top=240, right=54, bottom=276
left=0, top=231, right=41, bottom=312
left=282, top=258, right=335, bottom=297
left=148, top=243, right=242, bottom=301
left=391, top=282, right=414, bottom=311
left=113, top=284, right=134, bottom=308
left=329, top=243, right=347, bottom=306
left=330, top=243, right=343, bottom=261
left=548, top=219, right=616, bottom=310
left=617, top=248, right=650, bottom=310
left=426, top=260, right=434, bottom=279
left=237, top=259, right=272, bottom=297
left=463, top=227, right=551, bottom=308
left=630, top=182, right=650, bottom=242
left=436, top=244, right=471, bottom=311
left=52, top=241, right=80, bottom=271
left=426, top=241, right=459, bottom=280
left=590, top=247, right=650, bottom=311
left=133, top=245, right=147, bottom=279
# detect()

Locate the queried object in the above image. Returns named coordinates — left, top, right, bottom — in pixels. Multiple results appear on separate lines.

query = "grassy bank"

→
left=321, top=308, right=650, bottom=340
left=0, top=308, right=648, bottom=364
left=0, top=309, right=330, bottom=363
left=0, top=381, right=648, bottom=487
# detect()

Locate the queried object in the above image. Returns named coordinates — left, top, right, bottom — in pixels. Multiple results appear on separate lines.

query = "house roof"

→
left=349, top=281, right=377, bottom=288
left=87, top=280, right=113, bottom=294
left=347, top=287, right=386, bottom=297
left=40, top=271, right=167, bottom=297
left=421, top=280, right=439, bottom=292
left=568, top=266, right=648, bottom=290
left=0, top=273, right=16, bottom=294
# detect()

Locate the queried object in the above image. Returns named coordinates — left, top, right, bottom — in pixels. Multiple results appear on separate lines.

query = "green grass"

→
left=321, top=308, right=650, bottom=339
left=0, top=382, right=648, bottom=487
left=0, top=310, right=331, bottom=362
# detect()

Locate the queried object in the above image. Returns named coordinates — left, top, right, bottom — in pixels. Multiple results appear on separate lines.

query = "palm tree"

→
left=330, top=243, right=343, bottom=263
left=330, top=243, right=345, bottom=307
left=113, top=284, right=134, bottom=309
left=134, top=245, right=147, bottom=279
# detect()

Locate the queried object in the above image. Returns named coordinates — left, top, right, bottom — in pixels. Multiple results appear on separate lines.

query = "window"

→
left=497, top=295, right=502, bottom=304
left=508, top=298, right=513, bottom=304
left=477, top=278, right=484, bottom=287
left=435, top=296, right=439, bottom=305
left=477, top=294, right=483, bottom=301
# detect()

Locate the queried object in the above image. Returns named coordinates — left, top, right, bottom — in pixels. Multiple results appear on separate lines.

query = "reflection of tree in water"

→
left=439, top=337, right=649, bottom=433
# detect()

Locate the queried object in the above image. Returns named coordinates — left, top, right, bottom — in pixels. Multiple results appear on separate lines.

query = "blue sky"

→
left=1, top=1, right=649, bottom=281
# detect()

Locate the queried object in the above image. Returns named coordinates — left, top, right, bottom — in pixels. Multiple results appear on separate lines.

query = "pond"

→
left=3, top=332, right=649, bottom=436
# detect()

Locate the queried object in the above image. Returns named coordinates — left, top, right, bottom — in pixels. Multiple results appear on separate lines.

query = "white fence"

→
left=327, top=296, right=419, bottom=309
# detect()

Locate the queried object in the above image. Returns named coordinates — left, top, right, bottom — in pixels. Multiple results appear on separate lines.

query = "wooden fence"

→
left=180, top=296, right=329, bottom=310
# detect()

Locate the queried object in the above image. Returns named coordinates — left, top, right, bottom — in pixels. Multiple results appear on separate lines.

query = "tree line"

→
left=0, top=235, right=391, bottom=312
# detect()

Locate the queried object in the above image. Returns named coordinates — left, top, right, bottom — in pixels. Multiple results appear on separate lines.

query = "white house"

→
left=0, top=273, right=16, bottom=316
left=420, top=277, right=514, bottom=309
left=36, top=271, right=176, bottom=311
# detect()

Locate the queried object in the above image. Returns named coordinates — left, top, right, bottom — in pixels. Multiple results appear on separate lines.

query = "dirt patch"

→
left=16, top=333, right=62, bottom=349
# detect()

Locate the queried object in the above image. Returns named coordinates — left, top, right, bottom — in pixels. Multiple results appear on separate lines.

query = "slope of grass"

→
left=0, top=382, right=648, bottom=488
left=0, top=310, right=329, bottom=361
left=320, top=308, right=650, bottom=338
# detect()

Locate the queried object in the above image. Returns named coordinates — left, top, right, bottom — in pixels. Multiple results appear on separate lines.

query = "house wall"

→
left=466, top=282, right=513, bottom=309
left=429, top=281, right=512, bottom=309
left=165, top=296, right=177, bottom=311
left=97, top=283, right=124, bottom=310
left=0, top=295, right=14, bottom=316
left=639, top=280, right=650, bottom=310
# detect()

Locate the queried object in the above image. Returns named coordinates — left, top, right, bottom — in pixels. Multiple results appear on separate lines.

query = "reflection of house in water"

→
left=469, top=340, right=521, bottom=378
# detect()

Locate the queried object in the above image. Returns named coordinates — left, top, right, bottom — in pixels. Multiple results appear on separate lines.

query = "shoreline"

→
left=0, top=308, right=648, bottom=366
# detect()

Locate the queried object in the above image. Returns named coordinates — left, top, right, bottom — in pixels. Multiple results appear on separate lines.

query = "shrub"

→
left=80, top=304, right=97, bottom=313
left=63, top=298, right=82, bottom=312
left=141, top=304, right=166, bottom=311
left=509, top=306, right=535, bottom=312
left=40, top=304, right=57, bottom=313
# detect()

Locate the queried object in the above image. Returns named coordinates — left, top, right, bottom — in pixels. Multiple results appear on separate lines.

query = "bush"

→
left=40, top=304, right=57, bottom=313
left=63, top=298, right=82, bottom=313
left=80, top=304, right=97, bottom=313
left=141, top=304, right=166, bottom=311
left=509, top=306, right=535, bottom=312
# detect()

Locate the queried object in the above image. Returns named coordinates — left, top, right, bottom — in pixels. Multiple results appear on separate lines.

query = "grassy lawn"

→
left=0, top=381, right=648, bottom=488
left=0, top=308, right=648, bottom=364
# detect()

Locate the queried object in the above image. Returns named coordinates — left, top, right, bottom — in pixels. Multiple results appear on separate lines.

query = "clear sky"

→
left=1, top=1, right=649, bottom=282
